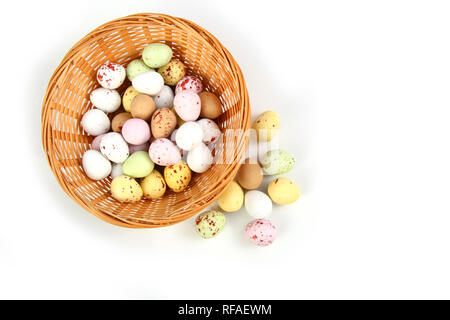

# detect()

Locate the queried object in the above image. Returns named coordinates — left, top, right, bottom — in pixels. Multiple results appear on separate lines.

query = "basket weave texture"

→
left=41, top=13, right=250, bottom=228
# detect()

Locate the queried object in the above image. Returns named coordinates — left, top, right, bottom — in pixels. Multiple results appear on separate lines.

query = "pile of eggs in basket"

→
left=80, top=42, right=300, bottom=247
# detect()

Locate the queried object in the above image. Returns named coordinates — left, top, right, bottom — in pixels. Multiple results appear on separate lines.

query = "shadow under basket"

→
left=41, top=13, right=251, bottom=228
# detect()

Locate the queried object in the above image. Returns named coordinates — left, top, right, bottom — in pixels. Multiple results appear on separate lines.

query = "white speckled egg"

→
left=196, top=118, right=221, bottom=146
left=173, top=92, right=201, bottom=121
left=100, top=132, right=129, bottom=163
left=81, top=109, right=110, bottom=136
left=82, top=150, right=111, bottom=180
left=89, top=88, right=121, bottom=113
left=132, top=71, right=164, bottom=95
left=96, top=62, right=126, bottom=89
left=175, top=121, right=203, bottom=151
left=175, top=75, right=203, bottom=94
left=244, top=190, right=273, bottom=219
left=149, top=138, right=182, bottom=166
left=187, top=143, right=213, bottom=173
left=110, top=163, right=124, bottom=179
left=153, top=85, right=174, bottom=109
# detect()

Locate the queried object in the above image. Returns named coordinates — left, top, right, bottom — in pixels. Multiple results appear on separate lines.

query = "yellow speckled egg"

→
left=252, top=111, right=280, bottom=141
left=157, top=59, right=186, bottom=86
left=110, top=175, right=143, bottom=202
left=122, top=86, right=140, bottom=112
left=140, top=170, right=166, bottom=199
left=164, top=161, right=192, bottom=192
left=218, top=181, right=244, bottom=212
left=268, top=177, right=300, bottom=205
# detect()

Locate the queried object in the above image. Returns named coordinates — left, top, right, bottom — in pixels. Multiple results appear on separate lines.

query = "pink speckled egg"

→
left=175, top=76, right=203, bottom=94
left=149, top=138, right=182, bottom=166
left=121, top=118, right=151, bottom=145
left=91, top=134, right=106, bottom=151
left=128, top=141, right=150, bottom=154
left=173, top=92, right=201, bottom=121
left=96, top=62, right=126, bottom=89
left=245, top=219, right=277, bottom=247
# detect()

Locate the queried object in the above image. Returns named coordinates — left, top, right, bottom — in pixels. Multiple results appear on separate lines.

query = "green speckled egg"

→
left=126, top=59, right=153, bottom=81
left=260, top=150, right=295, bottom=175
left=195, top=210, right=226, bottom=239
left=122, top=151, right=154, bottom=178
left=142, top=43, right=173, bottom=68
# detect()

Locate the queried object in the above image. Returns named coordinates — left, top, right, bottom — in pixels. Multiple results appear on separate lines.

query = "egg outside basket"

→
left=41, top=13, right=251, bottom=228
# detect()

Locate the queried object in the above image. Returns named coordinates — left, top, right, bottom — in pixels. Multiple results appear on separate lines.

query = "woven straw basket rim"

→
left=41, top=13, right=250, bottom=228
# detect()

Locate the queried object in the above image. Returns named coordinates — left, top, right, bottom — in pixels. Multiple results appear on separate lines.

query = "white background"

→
left=1, top=0, right=450, bottom=299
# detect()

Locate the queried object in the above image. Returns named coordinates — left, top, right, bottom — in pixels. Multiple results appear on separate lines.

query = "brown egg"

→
left=151, top=108, right=177, bottom=138
left=199, top=92, right=222, bottom=119
left=130, top=94, right=156, bottom=121
left=111, top=112, right=132, bottom=132
left=236, top=158, right=263, bottom=190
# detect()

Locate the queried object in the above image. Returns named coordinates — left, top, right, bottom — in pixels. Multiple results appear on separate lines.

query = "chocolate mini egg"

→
left=132, top=71, right=164, bottom=96
left=260, top=150, right=295, bottom=175
left=110, top=163, right=124, bottom=179
left=164, top=161, right=192, bottom=192
left=196, top=118, right=221, bottom=146
left=149, top=138, right=182, bottom=166
left=126, top=59, right=153, bottom=81
left=175, top=75, right=203, bottom=94
left=122, top=86, right=140, bottom=112
left=236, top=158, right=263, bottom=190
left=142, top=43, right=173, bottom=68
left=122, top=151, right=155, bottom=178
left=128, top=141, right=150, bottom=154
left=90, top=88, right=121, bottom=113
left=245, top=190, right=272, bottom=219
left=268, top=178, right=300, bottom=205
left=217, top=181, right=244, bottom=212
left=97, top=62, right=126, bottom=89
left=199, top=92, right=222, bottom=120
left=130, top=94, right=156, bottom=121
left=153, top=85, right=174, bottom=109
left=175, top=121, right=203, bottom=151
left=121, top=118, right=151, bottom=145
left=91, top=134, right=106, bottom=151
left=151, top=108, right=177, bottom=139
left=252, top=111, right=280, bottom=141
left=110, top=175, right=143, bottom=202
left=245, top=219, right=277, bottom=247
left=187, top=143, right=213, bottom=173
left=158, top=59, right=186, bottom=86
left=140, top=170, right=166, bottom=199
left=173, top=91, right=201, bottom=121
left=111, top=112, right=132, bottom=132
left=81, top=109, right=110, bottom=135
left=82, top=150, right=111, bottom=180
left=100, top=132, right=129, bottom=163
left=195, top=210, right=226, bottom=239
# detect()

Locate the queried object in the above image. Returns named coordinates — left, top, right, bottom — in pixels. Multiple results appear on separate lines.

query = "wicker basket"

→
left=41, top=13, right=251, bottom=228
